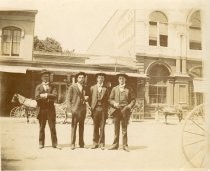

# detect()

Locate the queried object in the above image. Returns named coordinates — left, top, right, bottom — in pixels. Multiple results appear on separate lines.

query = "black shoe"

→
left=123, top=146, right=129, bottom=152
left=71, top=145, right=75, bottom=150
left=108, top=146, right=118, bottom=150
left=79, top=145, right=84, bottom=148
left=91, top=145, right=98, bottom=149
left=39, top=145, right=44, bottom=149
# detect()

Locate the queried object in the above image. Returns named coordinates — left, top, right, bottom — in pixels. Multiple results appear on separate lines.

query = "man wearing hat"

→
left=108, top=72, right=136, bottom=152
left=89, top=72, right=109, bottom=150
left=35, top=69, right=60, bottom=149
left=66, top=71, right=88, bottom=150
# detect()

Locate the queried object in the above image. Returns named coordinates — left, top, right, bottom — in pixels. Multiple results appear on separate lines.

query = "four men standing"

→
left=36, top=69, right=136, bottom=151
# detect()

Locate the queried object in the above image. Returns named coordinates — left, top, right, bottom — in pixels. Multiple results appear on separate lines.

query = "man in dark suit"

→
left=35, top=69, right=60, bottom=149
left=108, top=72, right=136, bottom=152
left=66, top=72, right=88, bottom=150
left=89, top=72, right=109, bottom=150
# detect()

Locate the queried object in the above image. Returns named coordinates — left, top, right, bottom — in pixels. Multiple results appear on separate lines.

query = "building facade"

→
left=87, top=9, right=204, bottom=117
left=0, top=10, right=138, bottom=116
left=0, top=9, right=204, bottom=118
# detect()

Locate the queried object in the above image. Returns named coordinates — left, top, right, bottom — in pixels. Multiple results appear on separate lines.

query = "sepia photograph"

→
left=0, top=0, right=209, bottom=170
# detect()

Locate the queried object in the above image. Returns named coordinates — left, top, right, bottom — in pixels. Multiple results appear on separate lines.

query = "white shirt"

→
left=42, top=82, right=49, bottom=91
left=77, top=82, right=83, bottom=92
left=97, top=83, right=103, bottom=93
left=119, top=84, right=125, bottom=92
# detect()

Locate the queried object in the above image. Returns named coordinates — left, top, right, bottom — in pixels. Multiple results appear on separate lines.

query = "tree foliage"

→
left=34, top=36, right=62, bottom=52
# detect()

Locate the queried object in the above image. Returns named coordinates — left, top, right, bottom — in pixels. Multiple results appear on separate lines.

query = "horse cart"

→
left=10, top=94, right=67, bottom=123
left=10, top=93, right=92, bottom=124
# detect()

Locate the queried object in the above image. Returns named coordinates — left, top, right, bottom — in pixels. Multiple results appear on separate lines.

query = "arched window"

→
left=1, top=26, right=21, bottom=56
left=189, top=11, right=202, bottom=50
left=149, top=64, right=170, bottom=104
left=149, top=11, right=168, bottom=47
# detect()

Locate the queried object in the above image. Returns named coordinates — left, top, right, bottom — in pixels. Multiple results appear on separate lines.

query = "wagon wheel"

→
left=182, top=104, right=207, bottom=168
left=10, top=105, right=26, bottom=118
left=10, top=106, right=20, bottom=117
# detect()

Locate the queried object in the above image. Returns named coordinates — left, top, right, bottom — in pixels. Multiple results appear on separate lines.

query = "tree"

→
left=34, top=36, right=62, bottom=52
left=33, top=36, right=45, bottom=51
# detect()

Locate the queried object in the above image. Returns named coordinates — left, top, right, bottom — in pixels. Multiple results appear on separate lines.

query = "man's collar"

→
left=42, top=82, right=49, bottom=85
left=119, top=83, right=125, bottom=87
left=97, top=83, right=103, bottom=87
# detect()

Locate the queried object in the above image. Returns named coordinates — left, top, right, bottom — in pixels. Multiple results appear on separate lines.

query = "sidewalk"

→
left=1, top=117, right=194, bottom=170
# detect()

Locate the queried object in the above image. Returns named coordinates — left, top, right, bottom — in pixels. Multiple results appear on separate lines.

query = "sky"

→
left=0, top=0, right=206, bottom=53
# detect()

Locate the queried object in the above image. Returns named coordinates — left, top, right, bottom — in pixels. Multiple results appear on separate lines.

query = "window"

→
left=2, top=27, right=21, bottom=56
left=149, top=11, right=168, bottom=47
left=149, top=86, right=167, bottom=103
left=149, top=64, right=170, bottom=104
left=189, top=11, right=202, bottom=50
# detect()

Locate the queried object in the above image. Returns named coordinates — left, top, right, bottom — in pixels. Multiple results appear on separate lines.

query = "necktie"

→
left=98, top=85, right=102, bottom=93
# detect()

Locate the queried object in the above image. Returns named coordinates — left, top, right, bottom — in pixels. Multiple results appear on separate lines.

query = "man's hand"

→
left=67, top=112, right=72, bottom=116
left=114, top=102, right=120, bottom=108
left=84, top=96, right=89, bottom=101
left=40, top=93, right=48, bottom=99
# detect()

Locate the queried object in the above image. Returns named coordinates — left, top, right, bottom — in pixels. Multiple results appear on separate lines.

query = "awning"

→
left=0, top=65, right=147, bottom=78
left=27, top=67, right=148, bottom=78
left=193, top=80, right=207, bottom=93
left=0, top=65, right=27, bottom=73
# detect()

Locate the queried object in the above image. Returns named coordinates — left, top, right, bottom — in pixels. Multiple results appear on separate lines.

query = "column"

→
left=182, top=59, right=187, bottom=74
left=176, top=58, right=181, bottom=75
left=181, top=34, right=187, bottom=74
left=167, top=79, right=174, bottom=105
left=144, top=78, right=149, bottom=105
left=193, top=92, right=197, bottom=106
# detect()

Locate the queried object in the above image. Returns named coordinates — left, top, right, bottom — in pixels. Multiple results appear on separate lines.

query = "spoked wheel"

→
left=182, top=104, right=207, bottom=168
left=10, top=106, right=20, bottom=117
left=10, top=105, right=26, bottom=118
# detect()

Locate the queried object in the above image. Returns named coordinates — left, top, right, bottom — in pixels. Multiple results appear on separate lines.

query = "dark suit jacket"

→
left=35, top=83, right=57, bottom=120
left=90, top=84, right=109, bottom=115
left=66, top=83, right=86, bottom=115
left=108, top=85, right=136, bottom=116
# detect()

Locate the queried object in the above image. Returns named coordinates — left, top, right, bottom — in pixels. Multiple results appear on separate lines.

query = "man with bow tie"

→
left=66, top=71, right=89, bottom=150
left=108, top=72, right=136, bottom=152
left=35, top=69, right=60, bottom=149
left=89, top=72, right=109, bottom=150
